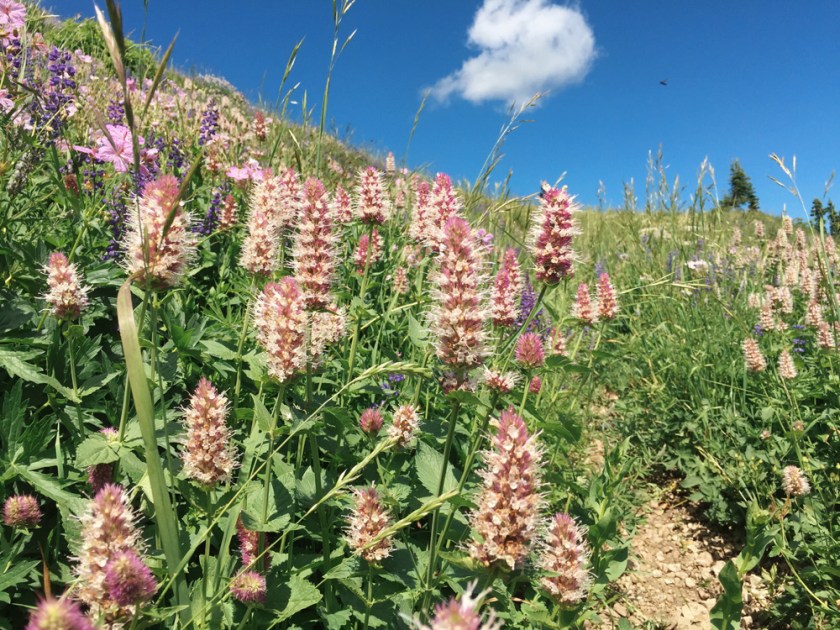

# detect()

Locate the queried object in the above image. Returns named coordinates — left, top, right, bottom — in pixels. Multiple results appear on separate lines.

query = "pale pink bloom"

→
left=331, top=185, right=353, bottom=223
left=482, top=368, right=519, bottom=394
left=742, top=338, right=767, bottom=373
left=388, top=405, right=421, bottom=448
left=571, top=283, right=598, bottom=325
left=428, top=217, right=488, bottom=372
left=529, top=375, right=542, bottom=394
left=0, top=0, right=25, bottom=31
left=409, top=180, right=434, bottom=244
left=538, top=513, right=591, bottom=605
left=181, top=378, right=237, bottom=487
left=293, top=178, right=339, bottom=308
left=44, top=252, right=89, bottom=320
left=530, top=186, right=578, bottom=284
left=253, top=278, right=307, bottom=383
left=75, top=485, right=147, bottom=620
left=596, top=273, right=619, bottom=320
left=124, top=176, right=195, bottom=288
left=308, top=306, right=347, bottom=366
left=468, top=407, right=544, bottom=570
left=355, top=166, right=390, bottom=224
left=491, top=248, right=522, bottom=327
left=346, top=486, right=393, bottom=563
left=0, top=88, right=13, bottom=113
left=354, top=229, right=383, bottom=274
left=218, top=194, right=237, bottom=230
left=777, top=349, right=797, bottom=380
left=782, top=465, right=810, bottom=497
left=413, top=582, right=501, bottom=630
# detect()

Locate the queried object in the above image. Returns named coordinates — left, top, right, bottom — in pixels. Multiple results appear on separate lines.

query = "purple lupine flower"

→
left=193, top=186, right=226, bottom=236
left=515, top=276, right=551, bottom=337
left=106, top=97, right=124, bottom=124
left=198, top=101, right=219, bottom=146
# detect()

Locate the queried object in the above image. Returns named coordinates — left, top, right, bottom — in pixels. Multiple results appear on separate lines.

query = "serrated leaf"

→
left=415, top=442, right=458, bottom=496
left=76, top=434, right=121, bottom=467
left=0, top=348, right=80, bottom=403
left=273, top=574, right=322, bottom=622
left=201, top=339, right=238, bottom=361
left=241, top=479, right=293, bottom=532
left=0, top=560, right=38, bottom=593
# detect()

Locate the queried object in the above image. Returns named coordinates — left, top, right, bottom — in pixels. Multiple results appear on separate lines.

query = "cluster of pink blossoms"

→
left=44, top=252, right=88, bottom=320
left=293, top=178, right=339, bottom=308
left=346, top=486, right=393, bottom=563
left=74, top=484, right=157, bottom=621
left=181, top=378, right=237, bottom=487
left=253, top=277, right=307, bottom=383
left=530, top=186, right=578, bottom=284
left=124, top=176, right=195, bottom=288
left=491, top=248, right=523, bottom=327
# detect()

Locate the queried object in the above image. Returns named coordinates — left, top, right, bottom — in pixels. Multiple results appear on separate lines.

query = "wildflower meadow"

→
left=0, top=2, right=837, bottom=629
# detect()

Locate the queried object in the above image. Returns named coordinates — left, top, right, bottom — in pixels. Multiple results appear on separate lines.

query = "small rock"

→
left=696, top=551, right=714, bottom=567
left=704, top=597, right=717, bottom=610
left=685, top=576, right=697, bottom=588
left=613, top=603, right=628, bottom=617
left=664, top=578, right=674, bottom=585
left=651, top=569, right=663, bottom=578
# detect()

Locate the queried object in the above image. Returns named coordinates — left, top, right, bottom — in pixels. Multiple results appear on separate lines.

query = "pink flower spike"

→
left=124, top=175, right=195, bottom=288
left=388, top=405, right=421, bottom=448
left=468, top=407, right=544, bottom=570
left=354, top=229, right=383, bottom=274
left=538, top=512, right=592, bottom=605
left=182, top=377, right=237, bottom=487
left=346, top=486, right=393, bottom=563
left=571, top=283, right=598, bottom=325
left=253, top=278, right=307, bottom=383
left=491, top=248, right=523, bottom=327
left=355, top=166, right=390, bottom=224
left=595, top=273, right=619, bottom=320
left=293, top=177, right=339, bottom=308
left=44, top=252, right=89, bottom=320
left=428, top=217, right=488, bottom=371
left=530, top=186, right=578, bottom=284
left=414, top=581, right=501, bottom=630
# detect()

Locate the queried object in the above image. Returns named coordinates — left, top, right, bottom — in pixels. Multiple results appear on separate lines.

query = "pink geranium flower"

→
left=0, top=1, right=26, bottom=31
left=95, top=125, right=143, bottom=173
left=0, top=88, right=13, bottom=113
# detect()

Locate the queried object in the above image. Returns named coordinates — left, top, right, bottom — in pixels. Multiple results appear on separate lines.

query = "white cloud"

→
left=430, top=0, right=596, bottom=105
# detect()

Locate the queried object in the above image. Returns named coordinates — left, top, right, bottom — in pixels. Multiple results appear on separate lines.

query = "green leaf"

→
left=201, top=339, right=239, bottom=361
left=709, top=560, right=743, bottom=630
left=415, top=442, right=458, bottom=496
left=241, top=479, right=293, bottom=533
left=0, top=560, right=38, bottom=593
left=75, top=434, right=121, bottom=467
left=0, top=348, right=80, bottom=403
left=273, top=574, right=322, bottom=622
left=407, top=315, right=429, bottom=349
left=15, top=467, right=86, bottom=515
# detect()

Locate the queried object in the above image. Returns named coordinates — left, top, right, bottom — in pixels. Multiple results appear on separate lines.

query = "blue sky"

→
left=51, top=1, right=840, bottom=217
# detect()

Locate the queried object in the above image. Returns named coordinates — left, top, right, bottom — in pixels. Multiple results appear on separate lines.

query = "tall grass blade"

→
left=116, top=280, right=190, bottom=621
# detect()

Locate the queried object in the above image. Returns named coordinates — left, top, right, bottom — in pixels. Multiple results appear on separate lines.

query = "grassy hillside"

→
left=0, top=2, right=837, bottom=629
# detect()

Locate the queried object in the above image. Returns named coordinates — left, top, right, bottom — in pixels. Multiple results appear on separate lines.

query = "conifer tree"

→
left=722, top=160, right=759, bottom=211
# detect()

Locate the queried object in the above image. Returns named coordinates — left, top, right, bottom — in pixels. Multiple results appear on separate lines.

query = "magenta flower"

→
left=515, top=332, right=545, bottom=369
left=230, top=571, right=267, bottom=604
left=104, top=550, right=158, bottom=607
left=25, top=597, right=95, bottom=630
left=595, top=273, right=619, bottom=320
left=529, top=375, right=542, bottom=394
left=3, top=494, right=41, bottom=528
left=571, top=283, right=598, bottom=325
left=359, top=407, right=384, bottom=436
left=354, top=229, right=383, bottom=274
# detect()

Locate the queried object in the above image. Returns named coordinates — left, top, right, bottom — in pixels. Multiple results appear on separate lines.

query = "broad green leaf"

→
left=415, top=442, right=459, bottom=497
left=0, top=348, right=80, bottom=403
left=0, top=560, right=38, bottom=593
left=273, top=574, right=322, bottom=622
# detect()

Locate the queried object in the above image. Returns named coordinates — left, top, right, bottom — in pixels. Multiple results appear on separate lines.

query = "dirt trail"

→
left=601, top=489, right=771, bottom=629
